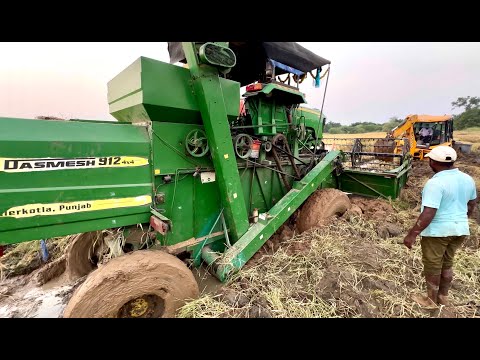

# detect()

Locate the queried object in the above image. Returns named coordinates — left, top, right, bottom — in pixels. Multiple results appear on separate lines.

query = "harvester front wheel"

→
left=63, top=250, right=199, bottom=318
left=66, top=231, right=104, bottom=280
left=296, top=188, right=351, bottom=233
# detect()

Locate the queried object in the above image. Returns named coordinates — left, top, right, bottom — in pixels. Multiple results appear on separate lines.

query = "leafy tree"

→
left=363, top=123, right=380, bottom=132
left=453, top=108, right=480, bottom=130
left=324, top=121, right=342, bottom=132
left=328, top=126, right=346, bottom=134
left=353, top=125, right=366, bottom=133
left=324, top=117, right=405, bottom=134
left=381, top=116, right=403, bottom=132
left=450, top=96, right=480, bottom=130
left=451, top=96, right=480, bottom=111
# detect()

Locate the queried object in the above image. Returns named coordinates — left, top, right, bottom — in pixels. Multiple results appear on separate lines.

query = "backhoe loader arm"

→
left=389, top=116, right=416, bottom=138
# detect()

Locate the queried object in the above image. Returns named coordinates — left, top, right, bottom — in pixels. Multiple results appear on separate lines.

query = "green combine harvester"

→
left=0, top=42, right=412, bottom=318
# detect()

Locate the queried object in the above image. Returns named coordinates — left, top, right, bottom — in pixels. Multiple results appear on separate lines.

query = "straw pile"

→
left=179, top=213, right=479, bottom=318
left=179, top=154, right=480, bottom=318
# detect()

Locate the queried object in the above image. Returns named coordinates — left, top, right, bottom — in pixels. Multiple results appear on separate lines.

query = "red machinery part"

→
left=239, top=98, right=246, bottom=116
left=0, top=245, right=4, bottom=257
left=250, top=140, right=261, bottom=159
left=150, top=216, right=170, bottom=235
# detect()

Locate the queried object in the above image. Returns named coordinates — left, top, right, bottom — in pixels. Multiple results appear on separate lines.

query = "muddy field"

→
left=1, top=152, right=479, bottom=318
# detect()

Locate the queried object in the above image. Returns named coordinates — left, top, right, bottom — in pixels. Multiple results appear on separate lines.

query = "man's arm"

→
left=468, top=178, right=477, bottom=218
left=468, top=198, right=477, bottom=218
left=403, top=207, right=437, bottom=249
left=403, top=179, right=441, bottom=249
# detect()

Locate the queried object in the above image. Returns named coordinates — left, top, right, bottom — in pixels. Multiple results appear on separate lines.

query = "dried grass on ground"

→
left=179, top=152, right=480, bottom=318
left=178, top=214, right=480, bottom=318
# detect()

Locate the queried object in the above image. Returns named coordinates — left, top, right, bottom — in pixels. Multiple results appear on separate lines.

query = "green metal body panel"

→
left=295, top=106, right=326, bottom=138
left=244, top=84, right=307, bottom=137
left=338, top=159, right=412, bottom=200
left=150, top=121, right=223, bottom=246
left=245, top=83, right=306, bottom=103
left=1, top=214, right=150, bottom=245
left=246, top=95, right=289, bottom=136
left=151, top=156, right=223, bottom=247
left=244, top=87, right=323, bottom=139
left=0, top=117, right=153, bottom=245
left=155, top=174, right=224, bottom=246
left=108, top=56, right=240, bottom=125
left=151, top=122, right=214, bottom=174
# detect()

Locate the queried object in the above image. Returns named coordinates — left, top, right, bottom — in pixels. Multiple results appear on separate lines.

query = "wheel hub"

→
left=118, top=294, right=165, bottom=318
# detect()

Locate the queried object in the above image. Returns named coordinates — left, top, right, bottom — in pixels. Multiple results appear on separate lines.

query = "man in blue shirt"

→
left=403, top=146, right=477, bottom=307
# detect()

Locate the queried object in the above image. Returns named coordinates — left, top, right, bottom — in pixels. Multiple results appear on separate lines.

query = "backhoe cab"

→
left=413, top=119, right=454, bottom=147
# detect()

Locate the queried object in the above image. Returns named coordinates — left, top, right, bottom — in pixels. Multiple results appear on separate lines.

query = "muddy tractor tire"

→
left=65, top=231, right=104, bottom=280
left=63, top=250, right=199, bottom=318
left=296, top=188, right=351, bottom=233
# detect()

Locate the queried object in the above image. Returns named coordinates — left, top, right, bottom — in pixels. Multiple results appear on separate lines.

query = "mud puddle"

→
left=0, top=273, right=75, bottom=318
left=0, top=262, right=223, bottom=318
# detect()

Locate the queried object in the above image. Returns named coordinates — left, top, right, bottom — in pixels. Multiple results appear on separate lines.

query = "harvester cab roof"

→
left=168, top=42, right=331, bottom=87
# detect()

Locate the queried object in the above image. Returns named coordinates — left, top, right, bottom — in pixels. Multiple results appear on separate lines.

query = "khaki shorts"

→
left=420, top=236, right=466, bottom=275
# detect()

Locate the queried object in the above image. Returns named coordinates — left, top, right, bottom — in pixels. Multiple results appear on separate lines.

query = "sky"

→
left=1, top=42, right=479, bottom=125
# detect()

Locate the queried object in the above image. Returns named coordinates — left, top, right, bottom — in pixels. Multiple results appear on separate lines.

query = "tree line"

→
left=324, top=96, right=480, bottom=134
left=451, top=96, right=480, bottom=130
left=324, top=117, right=403, bottom=134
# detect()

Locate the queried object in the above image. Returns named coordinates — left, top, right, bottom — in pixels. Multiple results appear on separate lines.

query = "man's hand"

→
left=403, top=207, right=437, bottom=250
left=403, top=233, right=417, bottom=249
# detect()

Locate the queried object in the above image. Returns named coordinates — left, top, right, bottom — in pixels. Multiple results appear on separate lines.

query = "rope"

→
left=309, top=67, right=329, bottom=80
left=277, top=74, right=289, bottom=83
left=293, top=73, right=307, bottom=84
left=311, top=64, right=331, bottom=163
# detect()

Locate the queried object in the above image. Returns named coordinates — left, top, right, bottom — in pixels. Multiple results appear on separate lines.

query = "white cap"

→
left=425, top=146, right=457, bottom=162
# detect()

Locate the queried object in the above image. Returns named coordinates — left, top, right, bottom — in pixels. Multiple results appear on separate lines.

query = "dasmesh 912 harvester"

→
left=0, top=42, right=411, bottom=317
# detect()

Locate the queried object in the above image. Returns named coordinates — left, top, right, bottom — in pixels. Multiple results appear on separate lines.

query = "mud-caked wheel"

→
left=63, top=250, right=199, bottom=318
left=66, top=231, right=104, bottom=280
left=296, top=188, right=351, bottom=233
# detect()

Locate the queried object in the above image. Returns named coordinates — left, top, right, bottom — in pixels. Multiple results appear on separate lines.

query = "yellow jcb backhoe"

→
left=378, top=114, right=454, bottom=160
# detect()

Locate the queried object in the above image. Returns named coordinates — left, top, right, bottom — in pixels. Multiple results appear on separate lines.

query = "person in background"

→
left=403, top=146, right=477, bottom=307
left=418, top=125, right=433, bottom=144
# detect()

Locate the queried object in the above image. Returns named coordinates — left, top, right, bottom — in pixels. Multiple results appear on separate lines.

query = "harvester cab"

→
left=0, top=42, right=412, bottom=318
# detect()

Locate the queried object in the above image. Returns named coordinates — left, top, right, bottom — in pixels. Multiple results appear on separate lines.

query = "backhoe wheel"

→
left=66, top=231, right=104, bottom=280
left=63, top=250, right=199, bottom=318
left=296, top=188, right=351, bottom=233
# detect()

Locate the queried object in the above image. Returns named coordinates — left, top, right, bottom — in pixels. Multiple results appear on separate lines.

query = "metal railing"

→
left=322, top=137, right=410, bottom=172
